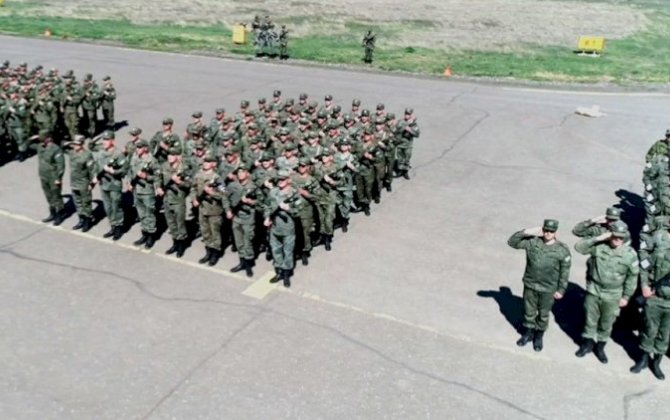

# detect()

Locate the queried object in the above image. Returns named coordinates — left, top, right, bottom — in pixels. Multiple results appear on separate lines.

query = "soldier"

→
left=383, top=112, right=398, bottom=191
left=61, top=78, right=82, bottom=140
left=96, top=131, right=127, bottom=240
left=574, top=222, right=639, bottom=363
left=632, top=219, right=670, bottom=380
left=265, top=170, right=301, bottom=287
left=395, top=107, right=419, bottom=180
left=224, top=167, right=259, bottom=277
left=507, top=220, right=571, bottom=352
left=157, top=146, right=193, bottom=258
left=362, top=30, right=376, bottom=63
left=36, top=131, right=65, bottom=225
left=67, top=135, right=97, bottom=232
left=313, top=150, right=339, bottom=250
left=185, top=111, right=207, bottom=141
left=150, top=117, right=181, bottom=164
left=81, top=74, right=100, bottom=137
left=193, top=155, right=224, bottom=266
left=645, top=129, right=670, bottom=162
left=572, top=207, right=625, bottom=238
left=100, top=76, right=116, bottom=129
left=2, top=87, right=29, bottom=162
left=278, top=25, right=289, bottom=59
left=128, top=139, right=160, bottom=248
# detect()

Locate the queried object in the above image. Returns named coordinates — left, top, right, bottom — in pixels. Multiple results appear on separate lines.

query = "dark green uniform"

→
left=508, top=231, right=571, bottom=332
left=266, top=185, right=300, bottom=274
left=96, top=148, right=127, bottom=230
left=68, top=147, right=96, bottom=220
left=37, top=141, right=65, bottom=216
left=159, top=160, right=193, bottom=242
left=639, top=230, right=670, bottom=356
left=224, top=179, right=258, bottom=261
left=129, top=153, right=160, bottom=236
left=193, top=169, right=224, bottom=253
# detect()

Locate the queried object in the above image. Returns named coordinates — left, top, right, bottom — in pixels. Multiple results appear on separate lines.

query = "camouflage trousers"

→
left=296, top=206, right=314, bottom=253
left=355, top=167, right=374, bottom=205
left=135, top=193, right=157, bottom=234
left=384, top=149, right=397, bottom=186
left=64, top=110, right=79, bottom=139
left=40, top=177, right=63, bottom=212
left=270, top=225, right=296, bottom=271
left=72, top=187, right=93, bottom=218
left=582, top=293, right=621, bottom=342
left=165, top=199, right=187, bottom=240
left=232, top=215, right=255, bottom=259
left=396, top=145, right=413, bottom=172
left=102, top=103, right=114, bottom=128
left=640, top=297, right=670, bottom=355
left=101, top=189, right=124, bottom=228
left=10, top=127, right=27, bottom=153
left=315, top=196, right=336, bottom=236
left=83, top=107, right=96, bottom=137
left=523, top=287, right=556, bottom=332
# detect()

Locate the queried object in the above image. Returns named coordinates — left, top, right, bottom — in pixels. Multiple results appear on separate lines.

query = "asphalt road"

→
left=1, top=36, right=670, bottom=419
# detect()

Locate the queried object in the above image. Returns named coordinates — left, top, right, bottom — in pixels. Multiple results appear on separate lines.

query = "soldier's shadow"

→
left=477, top=286, right=524, bottom=334
left=92, top=199, right=106, bottom=226
left=615, top=189, right=646, bottom=249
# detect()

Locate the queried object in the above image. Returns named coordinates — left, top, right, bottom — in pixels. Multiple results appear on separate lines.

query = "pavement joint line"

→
left=501, top=87, right=670, bottom=97
left=0, top=208, right=252, bottom=284
left=241, top=271, right=280, bottom=300
left=0, top=208, right=651, bottom=379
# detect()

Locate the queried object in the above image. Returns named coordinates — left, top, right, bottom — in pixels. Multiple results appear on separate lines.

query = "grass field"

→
left=0, top=0, right=669, bottom=84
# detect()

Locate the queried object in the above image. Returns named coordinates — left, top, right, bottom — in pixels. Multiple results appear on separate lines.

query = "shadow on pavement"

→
left=477, top=286, right=524, bottom=334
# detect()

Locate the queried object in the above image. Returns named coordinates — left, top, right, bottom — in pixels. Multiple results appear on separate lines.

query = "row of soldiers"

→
left=0, top=61, right=116, bottom=164
left=34, top=89, right=420, bottom=287
left=250, top=15, right=289, bottom=59
left=508, top=129, right=670, bottom=381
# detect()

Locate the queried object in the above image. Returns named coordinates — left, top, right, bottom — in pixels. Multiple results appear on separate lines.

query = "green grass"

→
left=1, top=7, right=670, bottom=84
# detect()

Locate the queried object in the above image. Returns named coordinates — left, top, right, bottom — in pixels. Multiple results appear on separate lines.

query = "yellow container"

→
left=0, top=0, right=5, bottom=7
left=233, top=24, right=248, bottom=45
left=578, top=36, right=606, bottom=53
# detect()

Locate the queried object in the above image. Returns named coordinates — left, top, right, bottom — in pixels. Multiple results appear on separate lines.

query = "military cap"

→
left=102, top=75, right=111, bottom=81
left=215, top=107, right=225, bottom=114
left=374, top=116, right=386, bottom=124
left=19, top=62, right=27, bottom=67
left=224, top=147, right=240, bottom=156
left=610, top=221, right=629, bottom=238
left=404, top=107, right=414, bottom=115
left=72, top=135, right=86, bottom=145
left=665, top=129, right=670, bottom=137
left=204, top=153, right=218, bottom=163
left=386, top=112, right=396, bottom=121
left=285, top=98, right=295, bottom=106
left=84, top=73, right=93, bottom=81
left=298, top=157, right=312, bottom=166
left=219, top=131, right=235, bottom=141
left=605, top=207, right=621, bottom=220
left=308, top=100, right=318, bottom=109
left=317, top=110, right=328, bottom=118
left=136, top=139, right=150, bottom=148
left=192, top=111, right=203, bottom=118
left=542, top=219, right=559, bottom=232
left=259, top=151, right=275, bottom=161
left=258, top=97, right=267, bottom=104
left=223, top=116, right=234, bottom=123
left=344, top=113, right=354, bottom=122
left=168, top=145, right=183, bottom=155
left=332, top=105, right=342, bottom=113
left=338, top=138, right=351, bottom=147
left=244, top=109, right=255, bottom=117
left=276, top=169, right=291, bottom=180
left=240, top=99, right=250, bottom=107
left=285, top=142, right=298, bottom=151
left=1, top=60, right=9, bottom=67
left=102, top=130, right=115, bottom=139
left=129, top=127, right=142, bottom=136
left=273, top=90, right=281, bottom=97
left=376, top=103, right=385, bottom=111
left=34, top=65, right=43, bottom=71
left=328, top=120, right=341, bottom=130
left=299, top=93, right=308, bottom=100
left=64, top=69, right=74, bottom=78
left=361, top=109, right=371, bottom=117
left=38, top=130, right=53, bottom=140
left=187, top=125, right=201, bottom=135
left=319, top=149, right=334, bottom=157
left=279, top=127, right=290, bottom=135
left=299, top=117, right=310, bottom=125
left=352, top=98, right=361, bottom=106
left=324, top=94, right=333, bottom=101
left=162, top=117, right=174, bottom=125
left=363, top=125, right=375, bottom=135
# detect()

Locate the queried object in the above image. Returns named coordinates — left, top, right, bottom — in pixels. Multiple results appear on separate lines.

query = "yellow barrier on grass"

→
left=0, top=0, right=5, bottom=7
left=233, top=24, right=248, bottom=45
left=578, top=36, right=606, bottom=54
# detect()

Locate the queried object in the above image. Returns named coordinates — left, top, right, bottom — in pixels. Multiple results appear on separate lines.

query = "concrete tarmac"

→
left=1, top=36, right=669, bottom=419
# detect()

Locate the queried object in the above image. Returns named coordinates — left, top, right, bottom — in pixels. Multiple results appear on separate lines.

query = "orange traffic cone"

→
left=44, top=28, right=52, bottom=37
left=443, top=65, right=453, bottom=77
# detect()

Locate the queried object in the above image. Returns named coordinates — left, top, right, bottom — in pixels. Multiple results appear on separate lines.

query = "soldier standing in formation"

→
left=37, top=131, right=65, bottom=225
left=67, top=134, right=96, bottom=232
left=362, top=30, right=376, bottom=64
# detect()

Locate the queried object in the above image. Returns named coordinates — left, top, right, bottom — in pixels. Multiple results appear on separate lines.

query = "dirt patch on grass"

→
left=3, top=0, right=649, bottom=50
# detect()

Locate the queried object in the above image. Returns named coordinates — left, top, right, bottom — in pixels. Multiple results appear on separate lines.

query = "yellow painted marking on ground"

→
left=0, top=208, right=249, bottom=283
left=241, top=270, right=279, bottom=300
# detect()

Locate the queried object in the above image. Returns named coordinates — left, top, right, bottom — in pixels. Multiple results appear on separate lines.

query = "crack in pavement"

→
left=0, top=249, right=259, bottom=310
left=0, top=226, right=47, bottom=250
left=538, top=112, right=573, bottom=130
left=623, top=388, right=653, bottom=420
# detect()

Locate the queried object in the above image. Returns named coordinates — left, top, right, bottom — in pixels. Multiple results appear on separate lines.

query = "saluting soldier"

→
left=507, top=219, right=571, bottom=352
left=100, top=76, right=116, bottom=129
left=574, top=222, right=639, bottom=363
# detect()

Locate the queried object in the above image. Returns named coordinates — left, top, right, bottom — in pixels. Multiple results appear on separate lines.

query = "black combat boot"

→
left=175, top=240, right=186, bottom=258
left=42, top=207, right=55, bottom=223
left=208, top=249, right=221, bottom=267
left=53, top=210, right=64, bottom=226
left=516, top=328, right=534, bottom=347
left=269, top=268, right=281, bottom=284
left=265, top=247, right=273, bottom=261
left=144, top=232, right=156, bottom=249
left=15, top=151, right=26, bottom=162
left=134, top=231, right=148, bottom=246
left=301, top=251, right=310, bottom=266
left=594, top=341, right=608, bottom=364
left=402, top=170, right=410, bottom=180
left=244, top=259, right=254, bottom=278
left=165, top=239, right=178, bottom=255
left=199, top=247, right=212, bottom=264
left=651, top=354, right=665, bottom=380
left=259, top=243, right=267, bottom=253
left=386, top=183, right=392, bottom=192
left=282, top=269, right=291, bottom=288
left=72, top=216, right=85, bottom=230
left=81, top=216, right=93, bottom=233
left=630, top=353, right=649, bottom=374
left=341, top=220, right=349, bottom=233
left=103, top=227, right=115, bottom=238
left=575, top=339, right=594, bottom=357
left=231, top=242, right=238, bottom=253
left=373, top=196, right=380, bottom=204
left=533, top=331, right=544, bottom=352
left=112, top=226, right=123, bottom=241
left=363, top=204, right=371, bottom=216
left=230, top=258, right=246, bottom=273
left=324, top=235, right=332, bottom=251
